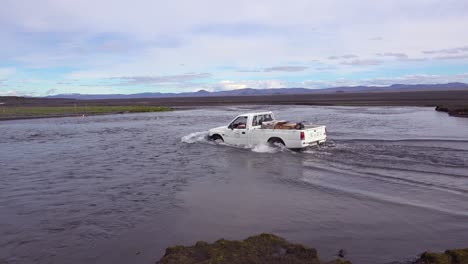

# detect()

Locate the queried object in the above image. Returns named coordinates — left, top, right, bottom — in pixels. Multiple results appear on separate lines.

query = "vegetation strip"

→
left=0, top=105, right=173, bottom=120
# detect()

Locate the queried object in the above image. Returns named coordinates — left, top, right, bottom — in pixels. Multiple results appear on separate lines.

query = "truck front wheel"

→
left=210, top=134, right=224, bottom=143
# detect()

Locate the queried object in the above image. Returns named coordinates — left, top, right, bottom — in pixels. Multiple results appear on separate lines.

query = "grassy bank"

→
left=0, top=105, right=173, bottom=120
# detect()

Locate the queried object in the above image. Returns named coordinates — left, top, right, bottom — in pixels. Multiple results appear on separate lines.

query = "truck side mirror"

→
left=228, top=124, right=233, bottom=130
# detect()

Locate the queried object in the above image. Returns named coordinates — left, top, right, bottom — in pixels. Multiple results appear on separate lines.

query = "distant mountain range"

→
left=46, top=82, right=468, bottom=100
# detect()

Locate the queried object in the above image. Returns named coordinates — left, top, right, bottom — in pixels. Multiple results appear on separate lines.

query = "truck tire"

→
left=267, top=137, right=285, bottom=147
left=210, top=134, right=224, bottom=142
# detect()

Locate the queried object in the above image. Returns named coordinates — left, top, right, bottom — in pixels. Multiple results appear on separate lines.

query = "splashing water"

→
left=181, top=131, right=210, bottom=144
left=251, top=143, right=280, bottom=153
left=181, top=131, right=291, bottom=153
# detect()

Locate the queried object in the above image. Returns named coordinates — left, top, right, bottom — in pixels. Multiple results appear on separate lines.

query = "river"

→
left=1, top=105, right=467, bottom=264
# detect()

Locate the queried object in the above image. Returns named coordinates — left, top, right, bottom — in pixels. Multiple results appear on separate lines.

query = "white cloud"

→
left=263, top=66, right=308, bottom=72
left=215, top=80, right=290, bottom=90
left=0, top=90, right=22, bottom=96
left=422, top=46, right=468, bottom=54
left=433, top=54, right=468, bottom=60
left=328, top=55, right=358, bottom=60
left=376, top=52, right=408, bottom=59
left=341, top=59, right=382, bottom=66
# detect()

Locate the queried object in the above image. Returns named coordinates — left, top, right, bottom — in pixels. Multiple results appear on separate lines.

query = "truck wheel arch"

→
left=267, top=137, right=285, bottom=146
left=210, top=134, right=224, bottom=142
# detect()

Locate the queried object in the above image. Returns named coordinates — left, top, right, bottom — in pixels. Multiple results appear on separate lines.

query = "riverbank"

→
left=0, top=105, right=173, bottom=121
left=2, top=90, right=468, bottom=121
left=435, top=105, right=468, bottom=118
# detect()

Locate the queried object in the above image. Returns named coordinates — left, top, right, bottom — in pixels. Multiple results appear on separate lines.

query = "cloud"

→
left=328, top=54, right=358, bottom=60
left=433, top=54, right=468, bottom=60
left=315, top=66, right=337, bottom=71
left=213, top=80, right=291, bottom=90
left=341, top=59, right=382, bottom=66
left=192, top=23, right=294, bottom=37
left=114, top=73, right=212, bottom=85
left=376, top=52, right=408, bottom=59
left=369, top=36, right=383, bottom=41
left=263, top=66, right=308, bottom=72
left=236, top=69, right=262, bottom=73
left=0, top=90, right=21, bottom=96
left=422, top=46, right=468, bottom=54
left=56, top=81, right=73, bottom=85
left=236, top=66, right=309, bottom=73
left=399, top=57, right=428, bottom=62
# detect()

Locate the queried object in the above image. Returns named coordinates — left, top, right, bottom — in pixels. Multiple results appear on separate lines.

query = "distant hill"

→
left=45, top=82, right=468, bottom=100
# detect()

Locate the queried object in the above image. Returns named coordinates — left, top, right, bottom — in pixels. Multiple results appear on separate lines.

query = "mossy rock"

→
left=415, top=248, right=468, bottom=264
left=446, top=249, right=468, bottom=264
left=156, top=233, right=348, bottom=264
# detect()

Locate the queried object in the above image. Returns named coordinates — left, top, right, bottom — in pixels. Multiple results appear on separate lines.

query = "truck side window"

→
left=258, top=115, right=264, bottom=125
left=230, top=116, right=248, bottom=129
left=252, top=116, right=258, bottom=126
left=264, top=114, right=273, bottom=121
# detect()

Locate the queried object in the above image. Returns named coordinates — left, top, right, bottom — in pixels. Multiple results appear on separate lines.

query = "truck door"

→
left=226, top=116, right=249, bottom=146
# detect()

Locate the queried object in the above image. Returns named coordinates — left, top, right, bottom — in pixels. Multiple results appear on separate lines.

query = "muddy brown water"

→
left=1, top=105, right=468, bottom=264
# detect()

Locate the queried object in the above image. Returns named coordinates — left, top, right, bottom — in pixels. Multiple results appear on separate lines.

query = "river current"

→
left=1, top=105, right=467, bottom=264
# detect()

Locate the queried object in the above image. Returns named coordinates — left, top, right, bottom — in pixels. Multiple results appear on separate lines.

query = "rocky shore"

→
left=156, top=233, right=467, bottom=264
left=435, top=105, right=468, bottom=118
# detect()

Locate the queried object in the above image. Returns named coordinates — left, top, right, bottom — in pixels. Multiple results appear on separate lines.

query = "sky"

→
left=1, top=0, right=468, bottom=96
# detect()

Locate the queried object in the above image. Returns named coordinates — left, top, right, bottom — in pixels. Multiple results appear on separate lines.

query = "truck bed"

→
left=251, top=125, right=327, bottom=148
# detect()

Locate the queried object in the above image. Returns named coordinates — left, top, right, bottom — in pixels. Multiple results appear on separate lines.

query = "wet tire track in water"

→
left=1, top=106, right=468, bottom=264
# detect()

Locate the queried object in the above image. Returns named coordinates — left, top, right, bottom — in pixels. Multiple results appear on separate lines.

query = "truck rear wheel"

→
left=267, top=137, right=285, bottom=148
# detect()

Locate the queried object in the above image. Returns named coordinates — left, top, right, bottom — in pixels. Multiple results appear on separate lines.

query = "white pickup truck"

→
left=208, top=111, right=327, bottom=150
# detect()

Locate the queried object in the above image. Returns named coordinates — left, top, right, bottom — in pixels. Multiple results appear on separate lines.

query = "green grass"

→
left=0, top=105, right=172, bottom=117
